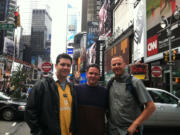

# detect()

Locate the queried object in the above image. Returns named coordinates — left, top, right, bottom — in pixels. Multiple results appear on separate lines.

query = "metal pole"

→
left=167, top=27, right=173, bottom=93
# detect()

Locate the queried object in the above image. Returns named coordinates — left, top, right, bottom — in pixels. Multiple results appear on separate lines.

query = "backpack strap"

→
left=126, top=75, right=144, bottom=110
left=107, top=77, right=115, bottom=90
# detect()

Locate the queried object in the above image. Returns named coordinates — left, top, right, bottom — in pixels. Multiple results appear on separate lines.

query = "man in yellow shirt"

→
left=25, top=53, right=78, bottom=135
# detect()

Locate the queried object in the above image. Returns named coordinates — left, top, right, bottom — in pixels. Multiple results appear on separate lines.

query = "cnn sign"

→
left=147, top=35, right=158, bottom=57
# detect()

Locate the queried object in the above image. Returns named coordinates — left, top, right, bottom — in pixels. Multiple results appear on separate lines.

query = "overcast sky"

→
left=51, top=0, right=67, bottom=64
left=51, top=0, right=82, bottom=65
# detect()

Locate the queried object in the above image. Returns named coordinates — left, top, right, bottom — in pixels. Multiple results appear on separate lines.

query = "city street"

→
left=0, top=120, right=180, bottom=135
left=1, top=0, right=180, bottom=134
left=0, top=120, right=30, bottom=135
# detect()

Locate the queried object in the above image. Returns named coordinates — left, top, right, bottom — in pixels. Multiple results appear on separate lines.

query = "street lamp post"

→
left=167, top=27, right=173, bottom=94
left=160, top=16, right=173, bottom=93
left=160, top=6, right=180, bottom=93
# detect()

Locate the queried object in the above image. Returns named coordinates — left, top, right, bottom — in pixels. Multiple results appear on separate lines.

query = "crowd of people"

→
left=25, top=53, right=156, bottom=135
left=1, top=83, right=32, bottom=98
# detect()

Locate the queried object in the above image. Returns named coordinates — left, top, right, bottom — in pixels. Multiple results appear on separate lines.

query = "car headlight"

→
left=18, top=105, right=26, bottom=111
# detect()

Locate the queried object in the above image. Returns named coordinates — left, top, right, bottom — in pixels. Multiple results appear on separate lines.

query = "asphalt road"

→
left=144, top=126, right=180, bottom=135
left=0, top=120, right=180, bottom=135
left=0, top=120, right=30, bottom=135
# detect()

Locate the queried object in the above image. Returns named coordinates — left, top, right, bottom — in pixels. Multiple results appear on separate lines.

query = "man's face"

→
left=86, top=67, right=100, bottom=86
left=111, top=57, right=126, bottom=77
left=55, top=58, right=71, bottom=79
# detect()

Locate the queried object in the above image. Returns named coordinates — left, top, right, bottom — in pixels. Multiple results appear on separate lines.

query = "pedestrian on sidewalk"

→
left=107, top=56, right=156, bottom=135
left=75, top=64, right=108, bottom=135
left=27, top=86, right=32, bottom=97
left=25, top=53, right=78, bottom=135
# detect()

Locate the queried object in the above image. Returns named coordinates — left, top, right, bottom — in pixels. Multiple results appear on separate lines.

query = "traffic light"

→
left=175, top=77, right=180, bottom=84
left=172, top=49, right=177, bottom=61
left=163, top=52, right=169, bottom=62
left=14, top=11, right=20, bottom=27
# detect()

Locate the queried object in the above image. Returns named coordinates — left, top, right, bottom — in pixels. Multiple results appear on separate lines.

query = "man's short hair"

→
left=112, top=55, right=123, bottom=59
left=56, top=53, right=72, bottom=64
left=86, top=64, right=100, bottom=72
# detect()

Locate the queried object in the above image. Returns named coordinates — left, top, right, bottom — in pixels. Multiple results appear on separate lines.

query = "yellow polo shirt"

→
left=56, top=82, right=72, bottom=135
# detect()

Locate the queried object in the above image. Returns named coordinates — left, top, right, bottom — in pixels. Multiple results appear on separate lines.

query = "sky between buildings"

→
left=51, top=0, right=82, bottom=64
left=17, top=0, right=81, bottom=66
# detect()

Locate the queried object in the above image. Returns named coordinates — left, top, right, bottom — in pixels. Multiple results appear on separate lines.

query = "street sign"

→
left=67, top=48, right=73, bottom=54
left=41, top=62, right=52, bottom=72
left=152, top=66, right=162, bottom=78
left=0, top=24, right=15, bottom=30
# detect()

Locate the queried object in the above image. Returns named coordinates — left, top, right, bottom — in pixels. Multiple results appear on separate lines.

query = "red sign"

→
left=151, top=66, right=162, bottom=78
left=130, top=64, right=148, bottom=74
left=41, top=62, right=52, bottom=72
left=147, top=35, right=158, bottom=57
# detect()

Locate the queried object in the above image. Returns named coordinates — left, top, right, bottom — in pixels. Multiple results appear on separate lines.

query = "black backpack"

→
left=107, top=75, right=144, bottom=110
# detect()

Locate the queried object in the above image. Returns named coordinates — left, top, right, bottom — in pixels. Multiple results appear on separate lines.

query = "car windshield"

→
left=148, top=90, right=178, bottom=104
left=0, top=92, right=11, bottom=100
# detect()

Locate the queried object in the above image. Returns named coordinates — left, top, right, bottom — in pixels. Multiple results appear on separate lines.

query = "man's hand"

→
left=127, top=123, right=138, bottom=135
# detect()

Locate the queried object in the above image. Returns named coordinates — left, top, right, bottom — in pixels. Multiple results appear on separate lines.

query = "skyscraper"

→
left=31, top=9, right=52, bottom=66
left=18, top=0, right=51, bottom=35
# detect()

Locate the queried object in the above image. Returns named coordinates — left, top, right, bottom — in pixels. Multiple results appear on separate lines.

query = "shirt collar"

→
left=115, top=72, right=129, bottom=82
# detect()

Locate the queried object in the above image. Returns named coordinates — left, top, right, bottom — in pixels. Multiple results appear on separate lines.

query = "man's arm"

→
left=128, top=101, right=156, bottom=135
left=25, top=81, right=44, bottom=134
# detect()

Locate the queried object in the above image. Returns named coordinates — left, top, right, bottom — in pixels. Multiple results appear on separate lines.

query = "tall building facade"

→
left=81, top=0, right=101, bottom=31
left=31, top=9, right=52, bottom=66
left=18, top=0, right=52, bottom=65
left=18, top=0, right=51, bottom=35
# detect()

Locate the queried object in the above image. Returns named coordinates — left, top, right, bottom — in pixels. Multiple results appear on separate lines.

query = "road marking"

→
left=5, top=132, right=10, bottom=135
left=8, top=122, right=24, bottom=135
left=11, top=122, right=17, bottom=127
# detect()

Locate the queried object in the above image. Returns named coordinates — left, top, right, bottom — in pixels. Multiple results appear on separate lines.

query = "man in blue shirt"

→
left=75, top=64, right=108, bottom=135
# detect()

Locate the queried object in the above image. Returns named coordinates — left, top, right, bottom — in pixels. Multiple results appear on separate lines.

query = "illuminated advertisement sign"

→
left=87, top=21, right=99, bottom=49
left=147, top=34, right=158, bottom=56
left=134, top=0, right=146, bottom=61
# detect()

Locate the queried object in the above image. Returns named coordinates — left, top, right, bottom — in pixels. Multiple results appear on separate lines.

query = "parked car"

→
left=144, top=87, right=180, bottom=127
left=0, top=92, right=26, bottom=121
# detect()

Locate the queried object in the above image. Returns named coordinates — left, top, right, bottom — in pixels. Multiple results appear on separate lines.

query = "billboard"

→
left=79, top=72, right=87, bottom=84
left=113, top=0, right=134, bottom=34
left=11, top=62, right=23, bottom=76
left=130, top=64, right=149, bottom=80
left=31, top=56, right=36, bottom=65
left=67, top=2, right=78, bottom=44
left=98, top=0, right=111, bottom=40
left=146, top=0, right=180, bottom=55
left=134, top=0, right=146, bottom=61
left=86, top=43, right=96, bottom=66
left=3, top=37, right=15, bottom=56
left=5, top=60, right=13, bottom=76
left=87, top=21, right=99, bottom=49
left=0, top=63, right=4, bottom=81
left=96, top=41, right=105, bottom=81
left=79, top=33, right=87, bottom=71
left=104, top=37, right=130, bottom=72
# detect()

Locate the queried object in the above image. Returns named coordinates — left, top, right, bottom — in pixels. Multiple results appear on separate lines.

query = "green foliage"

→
left=10, top=64, right=28, bottom=98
